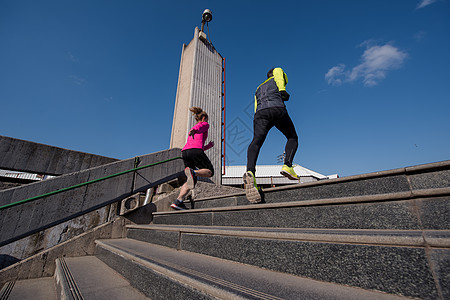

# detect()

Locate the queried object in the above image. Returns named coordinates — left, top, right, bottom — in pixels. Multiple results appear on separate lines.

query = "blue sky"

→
left=1, top=0, right=449, bottom=177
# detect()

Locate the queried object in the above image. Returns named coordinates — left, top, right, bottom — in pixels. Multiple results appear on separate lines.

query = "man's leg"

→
left=275, top=109, right=299, bottom=180
left=246, top=110, right=273, bottom=174
left=245, top=110, right=273, bottom=203
left=275, top=109, right=298, bottom=167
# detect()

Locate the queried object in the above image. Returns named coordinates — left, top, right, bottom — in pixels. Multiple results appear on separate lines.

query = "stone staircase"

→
left=1, top=161, right=449, bottom=299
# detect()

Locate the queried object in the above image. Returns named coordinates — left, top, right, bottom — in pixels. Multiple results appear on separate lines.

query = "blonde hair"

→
left=189, top=107, right=208, bottom=122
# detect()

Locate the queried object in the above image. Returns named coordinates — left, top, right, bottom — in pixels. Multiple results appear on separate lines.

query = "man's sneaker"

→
left=171, top=200, right=188, bottom=210
left=280, top=165, right=299, bottom=180
left=185, top=167, right=197, bottom=189
left=243, top=171, right=261, bottom=204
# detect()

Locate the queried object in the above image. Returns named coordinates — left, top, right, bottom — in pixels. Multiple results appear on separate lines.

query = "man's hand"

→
left=280, top=90, right=290, bottom=101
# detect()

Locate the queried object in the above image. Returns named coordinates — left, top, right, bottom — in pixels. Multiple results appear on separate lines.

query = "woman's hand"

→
left=205, top=141, right=214, bottom=150
left=189, top=129, right=198, bottom=138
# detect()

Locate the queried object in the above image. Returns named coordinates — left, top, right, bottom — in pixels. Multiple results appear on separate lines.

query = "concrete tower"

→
left=170, top=13, right=224, bottom=184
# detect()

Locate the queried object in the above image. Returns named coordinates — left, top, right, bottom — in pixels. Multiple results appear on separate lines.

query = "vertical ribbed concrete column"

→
left=170, top=27, right=223, bottom=184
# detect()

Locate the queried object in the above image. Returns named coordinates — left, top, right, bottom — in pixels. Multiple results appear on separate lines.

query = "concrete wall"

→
left=0, top=148, right=184, bottom=250
left=170, top=27, right=223, bottom=184
left=0, top=135, right=118, bottom=175
left=0, top=217, right=127, bottom=287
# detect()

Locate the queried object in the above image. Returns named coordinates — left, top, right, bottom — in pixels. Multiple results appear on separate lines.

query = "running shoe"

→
left=280, top=165, right=299, bottom=180
left=171, top=200, right=188, bottom=210
left=185, top=167, right=197, bottom=189
left=243, top=171, right=261, bottom=204
left=186, top=194, right=195, bottom=209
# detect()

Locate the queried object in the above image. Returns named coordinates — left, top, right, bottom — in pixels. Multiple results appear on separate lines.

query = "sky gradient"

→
left=1, top=0, right=449, bottom=177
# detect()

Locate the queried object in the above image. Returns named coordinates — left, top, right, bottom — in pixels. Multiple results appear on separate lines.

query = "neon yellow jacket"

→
left=254, top=67, right=288, bottom=112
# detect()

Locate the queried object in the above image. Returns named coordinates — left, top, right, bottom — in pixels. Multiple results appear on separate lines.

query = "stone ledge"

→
left=153, top=188, right=450, bottom=215
left=128, top=225, right=450, bottom=248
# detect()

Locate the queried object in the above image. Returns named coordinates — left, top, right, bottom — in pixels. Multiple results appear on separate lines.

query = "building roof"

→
left=222, top=165, right=329, bottom=185
left=0, top=169, right=55, bottom=181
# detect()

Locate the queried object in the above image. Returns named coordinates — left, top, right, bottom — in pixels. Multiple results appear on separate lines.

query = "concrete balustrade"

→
left=0, top=135, right=118, bottom=175
left=0, top=148, right=184, bottom=248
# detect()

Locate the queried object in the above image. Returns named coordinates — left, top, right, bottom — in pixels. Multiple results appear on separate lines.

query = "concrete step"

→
left=125, top=224, right=449, bottom=299
left=0, top=277, right=57, bottom=300
left=0, top=256, right=149, bottom=300
left=95, top=238, right=407, bottom=300
left=153, top=189, right=450, bottom=231
left=55, top=256, right=149, bottom=300
left=186, top=161, right=449, bottom=210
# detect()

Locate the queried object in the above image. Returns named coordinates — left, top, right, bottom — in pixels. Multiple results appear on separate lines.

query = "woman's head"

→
left=190, top=107, right=208, bottom=122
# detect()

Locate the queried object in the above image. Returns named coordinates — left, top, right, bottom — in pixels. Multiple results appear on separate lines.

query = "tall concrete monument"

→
left=170, top=10, right=224, bottom=184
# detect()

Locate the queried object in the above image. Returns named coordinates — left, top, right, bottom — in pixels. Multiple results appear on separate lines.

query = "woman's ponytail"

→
left=189, top=107, right=208, bottom=122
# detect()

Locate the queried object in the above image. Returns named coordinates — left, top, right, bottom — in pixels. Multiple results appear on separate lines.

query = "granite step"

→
left=152, top=189, right=450, bottom=231
left=0, top=257, right=149, bottom=300
left=125, top=224, right=449, bottom=299
left=186, top=161, right=449, bottom=210
left=0, top=277, right=57, bottom=300
left=95, top=238, right=407, bottom=300
left=55, top=256, right=149, bottom=300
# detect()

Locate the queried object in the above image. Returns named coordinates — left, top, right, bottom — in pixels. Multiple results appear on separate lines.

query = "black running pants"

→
left=246, top=107, right=298, bottom=174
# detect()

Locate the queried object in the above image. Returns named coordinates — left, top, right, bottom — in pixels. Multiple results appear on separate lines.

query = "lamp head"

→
left=202, top=9, right=212, bottom=23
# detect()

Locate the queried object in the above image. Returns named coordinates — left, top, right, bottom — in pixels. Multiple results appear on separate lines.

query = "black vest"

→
left=255, top=77, right=285, bottom=113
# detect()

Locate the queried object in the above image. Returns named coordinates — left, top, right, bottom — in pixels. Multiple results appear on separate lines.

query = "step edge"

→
left=55, top=258, right=84, bottom=300
left=126, top=226, right=450, bottom=248
left=95, top=240, right=250, bottom=300
left=0, top=281, right=15, bottom=299
left=96, top=239, right=408, bottom=300
left=154, top=188, right=450, bottom=215
left=195, top=161, right=450, bottom=202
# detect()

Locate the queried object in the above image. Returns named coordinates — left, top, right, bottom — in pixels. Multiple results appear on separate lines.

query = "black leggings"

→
left=182, top=148, right=214, bottom=176
left=246, top=107, right=298, bottom=174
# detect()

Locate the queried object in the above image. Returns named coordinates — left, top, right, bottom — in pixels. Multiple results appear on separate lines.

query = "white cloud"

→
left=68, top=52, right=79, bottom=62
left=325, top=64, right=346, bottom=86
left=414, top=30, right=427, bottom=41
left=69, top=75, right=87, bottom=85
left=325, top=43, right=408, bottom=87
left=416, top=0, right=437, bottom=9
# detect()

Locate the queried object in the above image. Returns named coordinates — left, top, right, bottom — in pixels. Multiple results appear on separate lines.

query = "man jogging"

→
left=243, top=67, right=299, bottom=203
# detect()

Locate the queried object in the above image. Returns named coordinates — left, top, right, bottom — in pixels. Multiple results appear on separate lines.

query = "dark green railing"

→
left=0, top=156, right=181, bottom=210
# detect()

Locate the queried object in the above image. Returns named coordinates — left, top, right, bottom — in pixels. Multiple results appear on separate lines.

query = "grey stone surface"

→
left=191, top=182, right=242, bottom=200
left=60, top=256, right=149, bottom=300
left=0, top=203, right=118, bottom=270
left=417, top=196, right=450, bottom=230
left=193, top=197, right=238, bottom=209
left=0, top=135, right=118, bottom=175
left=264, top=174, right=411, bottom=203
left=127, top=227, right=179, bottom=249
left=4, top=277, right=57, bottom=300
left=408, top=169, right=450, bottom=190
left=97, top=238, right=407, bottom=299
left=180, top=234, right=439, bottom=299
left=154, top=199, right=423, bottom=230
left=429, top=248, right=450, bottom=300
left=95, top=244, right=214, bottom=300
left=153, top=211, right=213, bottom=226
left=0, top=218, right=125, bottom=287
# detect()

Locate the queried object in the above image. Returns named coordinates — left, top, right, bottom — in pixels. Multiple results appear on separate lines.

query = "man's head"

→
left=267, top=68, right=274, bottom=78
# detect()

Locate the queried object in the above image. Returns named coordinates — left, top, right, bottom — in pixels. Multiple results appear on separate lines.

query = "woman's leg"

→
left=177, top=182, right=190, bottom=200
left=195, top=168, right=213, bottom=177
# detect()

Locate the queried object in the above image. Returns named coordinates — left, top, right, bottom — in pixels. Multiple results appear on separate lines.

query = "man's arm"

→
left=273, top=68, right=290, bottom=101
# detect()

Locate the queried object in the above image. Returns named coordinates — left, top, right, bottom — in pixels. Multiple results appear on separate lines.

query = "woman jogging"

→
left=171, top=107, right=214, bottom=210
